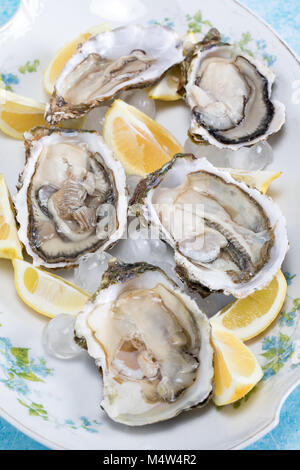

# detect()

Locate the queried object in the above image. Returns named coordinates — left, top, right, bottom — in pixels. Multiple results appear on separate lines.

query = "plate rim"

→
left=234, top=0, right=299, bottom=64
left=0, top=0, right=299, bottom=450
left=230, top=0, right=300, bottom=448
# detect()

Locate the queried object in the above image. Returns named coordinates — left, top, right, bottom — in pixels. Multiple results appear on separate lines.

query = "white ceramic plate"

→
left=0, top=0, right=299, bottom=450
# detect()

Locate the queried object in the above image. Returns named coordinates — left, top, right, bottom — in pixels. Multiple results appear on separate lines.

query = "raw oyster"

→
left=75, top=260, right=213, bottom=426
left=46, top=24, right=183, bottom=124
left=14, top=127, right=127, bottom=268
left=130, top=154, right=288, bottom=298
left=182, top=30, right=285, bottom=149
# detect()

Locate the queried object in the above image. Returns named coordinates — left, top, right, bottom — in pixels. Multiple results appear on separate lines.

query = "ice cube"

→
left=184, top=138, right=230, bottom=166
left=110, top=225, right=169, bottom=264
left=74, top=251, right=112, bottom=294
left=42, top=314, right=83, bottom=360
left=83, top=105, right=110, bottom=134
left=227, top=141, right=273, bottom=170
left=120, top=90, right=156, bottom=119
left=184, top=138, right=273, bottom=170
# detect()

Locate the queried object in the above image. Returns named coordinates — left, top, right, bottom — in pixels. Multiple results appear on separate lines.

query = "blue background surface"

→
left=0, top=0, right=19, bottom=27
left=0, top=0, right=299, bottom=451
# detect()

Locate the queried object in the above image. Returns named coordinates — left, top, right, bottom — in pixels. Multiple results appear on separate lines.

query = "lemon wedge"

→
left=211, top=271, right=287, bottom=342
left=43, top=23, right=111, bottom=95
left=0, top=175, right=23, bottom=260
left=148, top=66, right=182, bottom=101
left=0, top=89, right=86, bottom=140
left=103, top=99, right=183, bottom=176
left=211, top=323, right=263, bottom=406
left=13, top=259, right=90, bottom=318
left=182, top=31, right=198, bottom=55
left=148, top=31, right=197, bottom=101
left=0, top=89, right=46, bottom=140
left=226, top=168, right=282, bottom=194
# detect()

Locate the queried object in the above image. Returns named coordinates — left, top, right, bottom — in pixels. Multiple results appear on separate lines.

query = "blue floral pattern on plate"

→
left=0, top=319, right=101, bottom=434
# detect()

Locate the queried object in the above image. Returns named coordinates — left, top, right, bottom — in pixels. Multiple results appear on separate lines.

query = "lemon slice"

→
left=211, top=323, right=263, bottom=406
left=211, top=271, right=287, bottom=342
left=226, top=168, right=282, bottom=194
left=103, top=99, right=183, bottom=176
left=43, top=23, right=111, bottom=95
left=13, top=259, right=90, bottom=318
left=0, top=175, right=23, bottom=260
left=0, top=89, right=46, bottom=140
left=148, top=66, right=182, bottom=101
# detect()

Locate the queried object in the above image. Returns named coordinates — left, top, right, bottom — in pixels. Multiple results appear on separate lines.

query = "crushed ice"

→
left=184, top=138, right=273, bottom=171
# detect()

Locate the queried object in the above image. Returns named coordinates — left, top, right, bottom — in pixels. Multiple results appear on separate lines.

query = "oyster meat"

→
left=130, top=154, right=288, bottom=298
left=46, top=24, right=183, bottom=124
left=14, top=128, right=127, bottom=268
left=183, top=31, right=285, bottom=149
left=75, top=261, right=213, bottom=426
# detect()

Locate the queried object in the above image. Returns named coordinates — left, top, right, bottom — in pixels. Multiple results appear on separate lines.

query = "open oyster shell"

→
left=182, top=30, right=285, bottom=149
left=130, top=154, right=288, bottom=298
left=45, top=24, right=183, bottom=124
left=75, top=260, right=214, bottom=426
left=14, top=127, right=127, bottom=268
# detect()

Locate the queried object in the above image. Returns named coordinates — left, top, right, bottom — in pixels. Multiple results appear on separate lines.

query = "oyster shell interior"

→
left=46, top=24, right=183, bottom=123
left=153, top=169, right=273, bottom=284
left=15, top=129, right=127, bottom=268
left=132, top=155, right=288, bottom=298
left=60, top=50, right=154, bottom=106
left=75, top=262, right=213, bottom=425
left=91, top=283, right=200, bottom=403
left=186, top=44, right=285, bottom=149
